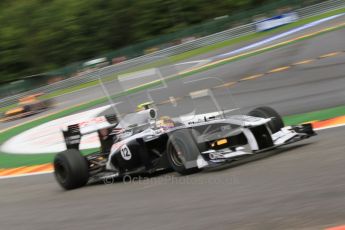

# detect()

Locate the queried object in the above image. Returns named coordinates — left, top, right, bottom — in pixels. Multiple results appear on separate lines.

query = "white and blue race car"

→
left=53, top=104, right=316, bottom=190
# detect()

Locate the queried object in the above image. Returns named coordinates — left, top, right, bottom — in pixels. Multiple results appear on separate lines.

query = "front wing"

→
left=196, top=123, right=316, bottom=168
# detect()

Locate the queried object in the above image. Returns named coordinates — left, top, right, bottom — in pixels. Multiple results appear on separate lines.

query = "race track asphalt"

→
left=0, top=127, right=344, bottom=230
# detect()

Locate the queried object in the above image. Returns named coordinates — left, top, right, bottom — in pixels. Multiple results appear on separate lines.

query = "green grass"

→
left=0, top=149, right=97, bottom=168
left=283, top=105, right=345, bottom=125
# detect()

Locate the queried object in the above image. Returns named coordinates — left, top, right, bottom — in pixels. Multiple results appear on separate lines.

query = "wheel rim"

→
left=168, top=140, right=184, bottom=167
left=54, top=160, right=67, bottom=183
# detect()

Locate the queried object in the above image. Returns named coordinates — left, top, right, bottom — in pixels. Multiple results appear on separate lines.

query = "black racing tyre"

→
left=166, top=129, right=206, bottom=175
left=54, top=149, right=89, bottom=190
left=248, top=106, right=284, bottom=133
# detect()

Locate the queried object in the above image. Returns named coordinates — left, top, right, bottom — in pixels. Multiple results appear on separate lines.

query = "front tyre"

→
left=54, top=149, right=89, bottom=190
left=248, top=106, right=284, bottom=133
left=166, top=129, right=204, bottom=175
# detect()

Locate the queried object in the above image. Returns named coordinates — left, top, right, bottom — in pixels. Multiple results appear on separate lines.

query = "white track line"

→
left=0, top=171, right=53, bottom=180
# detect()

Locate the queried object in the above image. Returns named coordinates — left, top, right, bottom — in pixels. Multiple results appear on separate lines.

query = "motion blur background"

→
left=0, top=0, right=325, bottom=97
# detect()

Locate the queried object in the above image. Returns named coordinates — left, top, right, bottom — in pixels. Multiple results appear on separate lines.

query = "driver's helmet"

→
left=157, top=116, right=175, bottom=130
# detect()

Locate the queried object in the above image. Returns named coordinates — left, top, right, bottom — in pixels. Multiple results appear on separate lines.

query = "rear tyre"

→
left=248, top=106, right=284, bottom=133
left=166, top=129, right=205, bottom=175
left=54, top=149, right=89, bottom=190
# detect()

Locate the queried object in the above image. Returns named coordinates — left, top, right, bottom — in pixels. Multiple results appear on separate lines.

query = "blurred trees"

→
left=0, top=0, right=301, bottom=82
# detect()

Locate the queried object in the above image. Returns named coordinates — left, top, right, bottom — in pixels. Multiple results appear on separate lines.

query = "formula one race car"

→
left=1, top=94, right=53, bottom=122
left=53, top=105, right=316, bottom=190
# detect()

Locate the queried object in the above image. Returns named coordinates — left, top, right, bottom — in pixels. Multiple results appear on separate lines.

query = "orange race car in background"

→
left=1, top=93, right=54, bottom=122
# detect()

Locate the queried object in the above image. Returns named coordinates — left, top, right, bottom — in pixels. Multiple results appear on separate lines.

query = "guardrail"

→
left=1, top=0, right=344, bottom=110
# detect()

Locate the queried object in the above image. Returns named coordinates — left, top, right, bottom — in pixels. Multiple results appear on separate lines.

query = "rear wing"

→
left=62, top=114, right=118, bottom=150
